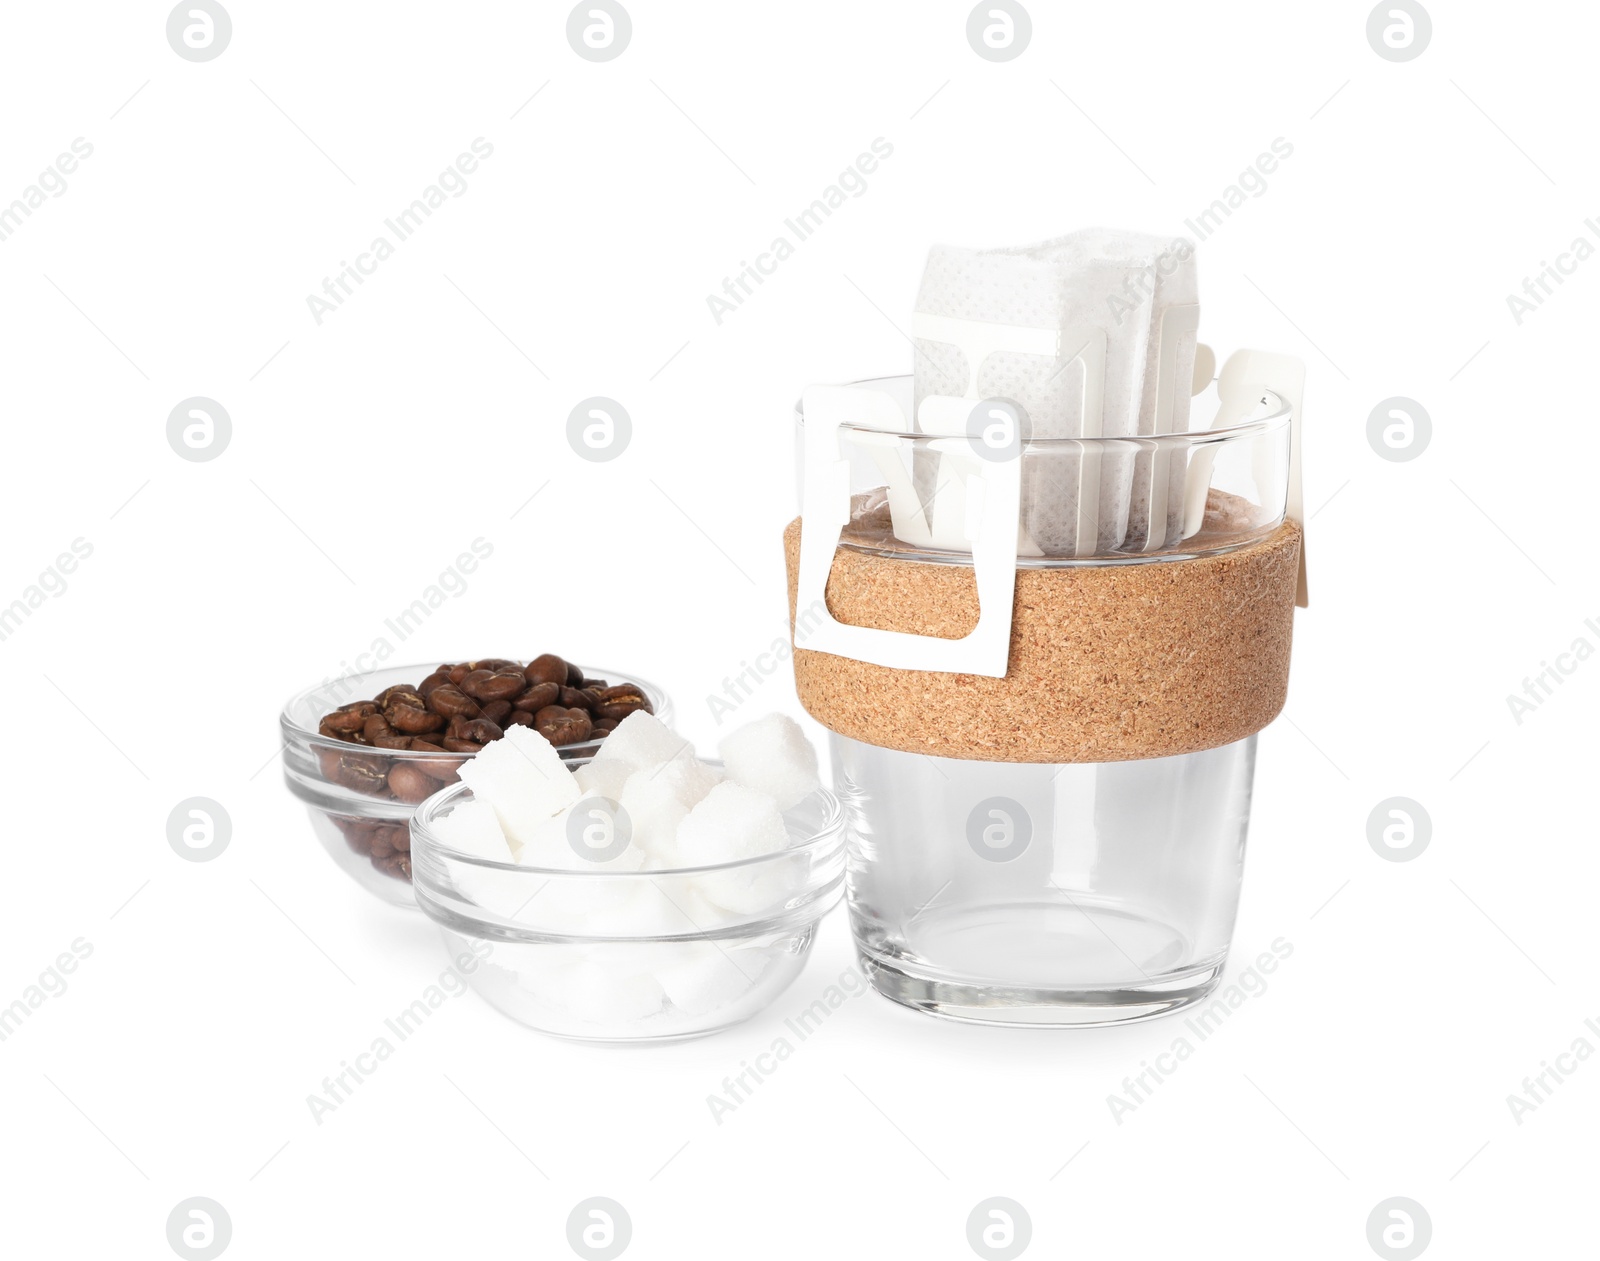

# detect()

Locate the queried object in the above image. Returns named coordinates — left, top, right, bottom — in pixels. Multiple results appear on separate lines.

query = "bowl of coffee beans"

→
left=279, top=656, right=670, bottom=906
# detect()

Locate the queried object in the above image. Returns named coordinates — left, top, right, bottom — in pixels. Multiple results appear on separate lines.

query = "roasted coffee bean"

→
left=593, top=717, right=619, bottom=732
left=322, top=706, right=370, bottom=734
left=447, top=663, right=470, bottom=685
left=463, top=669, right=527, bottom=703
left=374, top=685, right=422, bottom=709
left=565, top=659, right=586, bottom=688
left=387, top=763, right=437, bottom=804
left=477, top=658, right=519, bottom=672
left=591, top=727, right=609, bottom=739
left=373, top=734, right=414, bottom=750
left=315, top=746, right=345, bottom=779
left=380, top=688, right=422, bottom=709
left=334, top=756, right=389, bottom=793
left=524, top=653, right=568, bottom=687
left=535, top=706, right=592, bottom=745
left=418, top=670, right=450, bottom=697
left=514, top=681, right=561, bottom=712
left=426, top=685, right=480, bottom=718
left=507, top=710, right=533, bottom=727
left=582, top=678, right=609, bottom=689
left=459, top=718, right=503, bottom=744
left=362, top=714, right=396, bottom=743
left=442, top=736, right=485, bottom=754
left=342, top=820, right=375, bottom=855
left=459, top=669, right=494, bottom=698
left=559, top=686, right=596, bottom=710
left=479, top=699, right=513, bottom=724
left=388, top=704, right=444, bottom=734
left=375, top=852, right=412, bottom=880
left=592, top=684, right=650, bottom=722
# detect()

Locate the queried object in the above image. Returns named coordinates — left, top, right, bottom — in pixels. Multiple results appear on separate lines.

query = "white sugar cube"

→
left=456, top=724, right=579, bottom=849
left=567, top=956, right=667, bottom=1025
left=515, top=795, right=645, bottom=873
left=673, top=781, right=790, bottom=867
left=512, top=945, right=666, bottom=1025
left=717, top=713, right=820, bottom=810
left=654, top=941, right=762, bottom=1016
left=587, top=711, right=691, bottom=774
left=430, top=798, right=513, bottom=863
left=574, top=757, right=631, bottom=801
left=620, top=758, right=725, bottom=866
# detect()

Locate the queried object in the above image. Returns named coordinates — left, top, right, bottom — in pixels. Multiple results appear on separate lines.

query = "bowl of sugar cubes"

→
left=409, top=709, right=845, bottom=1040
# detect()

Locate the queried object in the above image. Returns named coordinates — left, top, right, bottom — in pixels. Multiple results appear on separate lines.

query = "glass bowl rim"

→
left=410, top=776, right=845, bottom=878
left=794, top=374, right=1291, bottom=446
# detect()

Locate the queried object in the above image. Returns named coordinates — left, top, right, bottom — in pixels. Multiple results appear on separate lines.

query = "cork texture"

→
left=783, top=517, right=1301, bottom=763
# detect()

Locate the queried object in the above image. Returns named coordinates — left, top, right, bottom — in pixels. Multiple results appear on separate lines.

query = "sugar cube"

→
left=717, top=713, right=820, bottom=810
left=673, top=781, right=789, bottom=867
left=431, top=798, right=513, bottom=863
left=456, top=724, right=579, bottom=849
left=588, top=711, right=691, bottom=775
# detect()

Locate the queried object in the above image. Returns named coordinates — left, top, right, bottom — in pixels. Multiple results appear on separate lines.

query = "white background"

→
left=1, top=1, right=1594, bottom=1257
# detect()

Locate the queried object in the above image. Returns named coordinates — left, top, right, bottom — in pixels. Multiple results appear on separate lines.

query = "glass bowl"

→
left=409, top=775, right=846, bottom=1041
left=279, top=661, right=672, bottom=907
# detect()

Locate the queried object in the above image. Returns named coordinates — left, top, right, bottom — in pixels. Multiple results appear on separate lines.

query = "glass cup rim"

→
left=794, top=374, right=1291, bottom=447
left=278, top=659, right=672, bottom=765
left=410, top=777, right=845, bottom=878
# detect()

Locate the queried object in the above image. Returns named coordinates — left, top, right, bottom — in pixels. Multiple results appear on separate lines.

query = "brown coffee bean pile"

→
left=315, top=655, right=652, bottom=808
left=334, top=817, right=412, bottom=882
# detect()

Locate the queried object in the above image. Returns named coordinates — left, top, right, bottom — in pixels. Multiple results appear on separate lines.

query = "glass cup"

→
left=793, top=376, right=1289, bottom=1025
left=833, top=736, right=1257, bottom=1025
